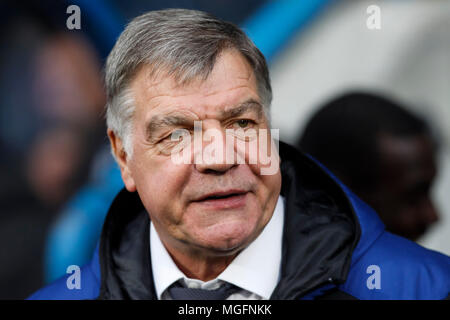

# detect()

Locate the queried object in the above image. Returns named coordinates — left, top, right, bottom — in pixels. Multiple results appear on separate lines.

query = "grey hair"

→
left=105, top=8, right=272, bottom=157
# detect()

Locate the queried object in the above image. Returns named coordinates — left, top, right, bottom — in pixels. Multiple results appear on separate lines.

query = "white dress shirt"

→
left=150, top=195, right=285, bottom=300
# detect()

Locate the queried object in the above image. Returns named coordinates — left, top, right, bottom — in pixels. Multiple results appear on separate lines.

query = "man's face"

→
left=374, top=133, right=439, bottom=240
left=111, top=50, right=281, bottom=258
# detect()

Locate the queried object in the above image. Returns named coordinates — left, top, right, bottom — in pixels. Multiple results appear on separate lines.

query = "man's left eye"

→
left=235, top=119, right=250, bottom=128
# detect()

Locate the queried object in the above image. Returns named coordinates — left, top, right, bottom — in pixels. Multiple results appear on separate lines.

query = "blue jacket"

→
left=29, top=142, right=450, bottom=300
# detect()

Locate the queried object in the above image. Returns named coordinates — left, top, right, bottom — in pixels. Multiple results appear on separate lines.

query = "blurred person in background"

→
left=0, top=2, right=106, bottom=299
left=297, top=91, right=440, bottom=241
left=25, top=125, right=91, bottom=210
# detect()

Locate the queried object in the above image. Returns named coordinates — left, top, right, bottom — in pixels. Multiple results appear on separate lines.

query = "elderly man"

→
left=30, top=9, right=449, bottom=300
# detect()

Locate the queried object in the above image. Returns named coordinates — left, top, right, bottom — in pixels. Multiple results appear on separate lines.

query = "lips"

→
left=195, top=190, right=247, bottom=201
left=193, top=190, right=248, bottom=209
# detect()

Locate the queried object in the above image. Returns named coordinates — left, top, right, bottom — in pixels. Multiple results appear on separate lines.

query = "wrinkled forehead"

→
left=130, top=50, right=261, bottom=117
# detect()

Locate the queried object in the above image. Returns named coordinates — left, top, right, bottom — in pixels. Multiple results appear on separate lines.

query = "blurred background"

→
left=0, top=0, right=448, bottom=299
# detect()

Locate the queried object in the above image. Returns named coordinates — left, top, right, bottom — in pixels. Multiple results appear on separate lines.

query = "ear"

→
left=107, top=129, right=137, bottom=192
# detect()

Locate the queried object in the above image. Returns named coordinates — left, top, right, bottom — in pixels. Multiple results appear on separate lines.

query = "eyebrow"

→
left=145, top=98, right=264, bottom=140
left=146, top=114, right=195, bottom=140
left=220, top=99, right=264, bottom=120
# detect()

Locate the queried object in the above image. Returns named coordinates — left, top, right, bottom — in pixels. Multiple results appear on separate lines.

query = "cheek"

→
left=130, top=154, right=191, bottom=223
left=248, top=153, right=281, bottom=199
left=260, top=172, right=282, bottom=209
left=239, top=129, right=281, bottom=208
left=246, top=134, right=280, bottom=178
left=246, top=166, right=282, bottom=227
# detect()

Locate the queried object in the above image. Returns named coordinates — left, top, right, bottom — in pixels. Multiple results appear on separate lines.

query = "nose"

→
left=194, top=138, right=238, bottom=174
left=195, top=161, right=237, bottom=174
left=193, top=124, right=239, bottom=174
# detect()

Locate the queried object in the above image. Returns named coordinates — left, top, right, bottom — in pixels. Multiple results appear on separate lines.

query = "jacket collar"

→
left=97, top=142, right=383, bottom=299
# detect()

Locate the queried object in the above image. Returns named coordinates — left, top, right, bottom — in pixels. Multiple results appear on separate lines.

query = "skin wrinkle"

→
left=105, top=11, right=273, bottom=159
left=131, top=55, right=262, bottom=157
left=108, top=49, right=281, bottom=281
left=145, top=100, right=263, bottom=143
left=136, top=50, right=254, bottom=102
left=146, top=112, right=198, bottom=143
left=125, top=53, right=265, bottom=157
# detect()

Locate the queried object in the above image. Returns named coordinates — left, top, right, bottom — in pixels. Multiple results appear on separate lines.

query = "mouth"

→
left=195, top=190, right=247, bottom=201
left=193, top=190, right=249, bottom=209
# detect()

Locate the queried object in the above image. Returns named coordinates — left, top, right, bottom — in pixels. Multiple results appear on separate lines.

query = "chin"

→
left=195, top=221, right=259, bottom=254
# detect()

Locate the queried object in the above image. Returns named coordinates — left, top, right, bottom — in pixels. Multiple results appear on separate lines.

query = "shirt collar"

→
left=150, top=195, right=284, bottom=300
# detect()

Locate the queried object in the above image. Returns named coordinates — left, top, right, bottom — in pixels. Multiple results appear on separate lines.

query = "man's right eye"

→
left=163, top=128, right=191, bottom=143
